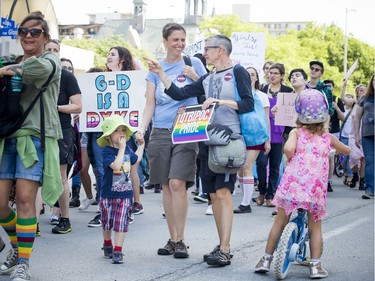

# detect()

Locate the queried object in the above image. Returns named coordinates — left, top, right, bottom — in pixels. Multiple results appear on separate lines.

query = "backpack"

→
left=183, top=55, right=206, bottom=104
left=0, top=59, right=56, bottom=149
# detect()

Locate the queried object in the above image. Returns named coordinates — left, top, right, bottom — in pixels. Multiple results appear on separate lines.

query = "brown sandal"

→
left=256, top=195, right=265, bottom=206
left=266, top=199, right=276, bottom=207
left=343, top=176, right=352, bottom=186
left=345, top=177, right=353, bottom=186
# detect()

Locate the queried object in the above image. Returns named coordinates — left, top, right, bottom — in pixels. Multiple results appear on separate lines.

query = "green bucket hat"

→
left=97, top=115, right=134, bottom=147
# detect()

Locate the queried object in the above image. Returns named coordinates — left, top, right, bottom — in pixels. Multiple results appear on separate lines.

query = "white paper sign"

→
left=230, top=32, right=266, bottom=83
left=183, top=39, right=205, bottom=57
left=344, top=59, right=359, bottom=80
left=275, top=92, right=298, bottom=127
left=77, top=70, right=147, bottom=132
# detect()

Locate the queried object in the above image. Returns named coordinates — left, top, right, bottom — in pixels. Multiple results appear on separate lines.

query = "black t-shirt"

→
left=330, top=96, right=345, bottom=133
left=57, top=69, right=81, bottom=129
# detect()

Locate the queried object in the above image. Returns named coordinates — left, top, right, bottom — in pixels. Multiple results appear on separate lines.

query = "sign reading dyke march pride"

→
left=275, top=92, right=298, bottom=127
left=77, top=71, right=146, bottom=132
left=171, top=104, right=216, bottom=144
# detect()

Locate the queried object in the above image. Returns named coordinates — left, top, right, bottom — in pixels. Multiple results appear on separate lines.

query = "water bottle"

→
left=10, top=75, right=23, bottom=93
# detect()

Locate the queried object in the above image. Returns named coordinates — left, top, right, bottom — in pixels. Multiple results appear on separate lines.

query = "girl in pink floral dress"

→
left=254, top=89, right=350, bottom=279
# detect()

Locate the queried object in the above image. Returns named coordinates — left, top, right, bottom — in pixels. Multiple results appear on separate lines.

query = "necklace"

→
left=268, top=86, right=280, bottom=98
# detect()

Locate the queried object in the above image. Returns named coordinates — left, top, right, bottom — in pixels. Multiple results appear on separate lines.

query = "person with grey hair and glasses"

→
left=143, top=34, right=254, bottom=266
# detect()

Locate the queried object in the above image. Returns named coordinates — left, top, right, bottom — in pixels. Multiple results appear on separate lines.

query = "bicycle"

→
left=273, top=209, right=310, bottom=280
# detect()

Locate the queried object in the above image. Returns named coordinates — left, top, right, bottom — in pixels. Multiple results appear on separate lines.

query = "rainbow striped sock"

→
left=17, top=217, right=37, bottom=264
left=0, top=209, right=17, bottom=248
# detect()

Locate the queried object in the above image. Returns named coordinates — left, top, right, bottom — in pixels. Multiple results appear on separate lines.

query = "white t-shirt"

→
left=341, top=108, right=352, bottom=138
left=255, top=89, right=270, bottom=108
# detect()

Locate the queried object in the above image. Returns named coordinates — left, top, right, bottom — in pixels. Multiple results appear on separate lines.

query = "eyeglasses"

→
left=18, top=28, right=45, bottom=38
left=204, top=46, right=220, bottom=52
left=269, top=71, right=280, bottom=76
left=310, top=67, right=322, bottom=72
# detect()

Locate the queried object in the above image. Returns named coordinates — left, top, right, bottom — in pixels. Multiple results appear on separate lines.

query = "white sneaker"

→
left=10, top=261, right=30, bottom=280
left=50, top=215, right=60, bottom=225
left=78, top=197, right=96, bottom=210
left=205, top=204, right=213, bottom=215
left=129, top=212, right=134, bottom=224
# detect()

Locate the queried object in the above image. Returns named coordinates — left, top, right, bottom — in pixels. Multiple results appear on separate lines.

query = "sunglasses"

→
left=18, top=28, right=45, bottom=38
left=310, top=67, right=322, bottom=72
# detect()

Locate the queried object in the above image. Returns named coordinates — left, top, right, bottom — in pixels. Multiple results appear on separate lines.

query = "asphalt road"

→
left=0, top=176, right=373, bottom=281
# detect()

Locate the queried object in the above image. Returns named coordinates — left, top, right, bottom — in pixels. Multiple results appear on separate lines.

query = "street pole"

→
left=344, top=8, right=356, bottom=75
left=344, top=8, right=348, bottom=75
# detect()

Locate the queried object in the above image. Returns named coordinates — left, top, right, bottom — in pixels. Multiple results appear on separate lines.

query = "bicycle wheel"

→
left=334, top=155, right=344, bottom=178
left=274, top=222, right=298, bottom=280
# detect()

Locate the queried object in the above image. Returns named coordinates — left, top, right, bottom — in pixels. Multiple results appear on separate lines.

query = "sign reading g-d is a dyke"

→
left=77, top=71, right=146, bottom=132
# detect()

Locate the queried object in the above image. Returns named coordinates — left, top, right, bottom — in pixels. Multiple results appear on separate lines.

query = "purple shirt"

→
left=269, top=97, right=285, bottom=143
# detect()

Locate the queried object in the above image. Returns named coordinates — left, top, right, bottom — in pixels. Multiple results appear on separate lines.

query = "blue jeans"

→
left=341, top=137, right=353, bottom=177
left=361, top=136, right=374, bottom=194
left=71, top=171, right=81, bottom=188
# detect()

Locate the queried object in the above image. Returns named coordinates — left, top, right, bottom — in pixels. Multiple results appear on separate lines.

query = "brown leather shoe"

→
left=256, top=195, right=265, bottom=206
left=266, top=199, right=275, bottom=207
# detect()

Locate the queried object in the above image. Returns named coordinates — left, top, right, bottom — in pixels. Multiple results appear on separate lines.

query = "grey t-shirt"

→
left=358, top=96, right=374, bottom=137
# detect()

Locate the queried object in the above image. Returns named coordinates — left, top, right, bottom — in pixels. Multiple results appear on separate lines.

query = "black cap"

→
left=323, top=79, right=334, bottom=87
left=309, top=60, right=324, bottom=71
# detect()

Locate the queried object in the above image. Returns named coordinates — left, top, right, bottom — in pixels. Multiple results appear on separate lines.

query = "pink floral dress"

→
left=273, top=127, right=332, bottom=221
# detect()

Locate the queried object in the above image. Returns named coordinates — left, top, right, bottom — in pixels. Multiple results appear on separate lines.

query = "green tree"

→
left=61, top=35, right=150, bottom=69
left=61, top=15, right=374, bottom=94
left=199, top=16, right=374, bottom=95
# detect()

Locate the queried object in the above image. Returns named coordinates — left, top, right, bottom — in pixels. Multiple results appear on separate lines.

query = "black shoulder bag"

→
left=0, top=59, right=56, bottom=150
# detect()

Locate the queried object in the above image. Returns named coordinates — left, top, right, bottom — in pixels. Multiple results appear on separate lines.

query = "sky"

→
left=51, top=0, right=374, bottom=47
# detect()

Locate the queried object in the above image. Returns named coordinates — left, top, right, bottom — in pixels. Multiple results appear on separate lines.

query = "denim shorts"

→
left=0, top=136, right=44, bottom=183
left=80, top=132, right=88, bottom=148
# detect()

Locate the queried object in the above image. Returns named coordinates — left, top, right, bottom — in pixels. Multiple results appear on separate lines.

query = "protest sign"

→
left=183, top=39, right=205, bottom=57
left=230, top=32, right=266, bottom=83
left=344, top=59, right=358, bottom=80
left=77, top=71, right=146, bottom=132
left=171, top=104, right=215, bottom=144
left=275, top=92, right=298, bottom=127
